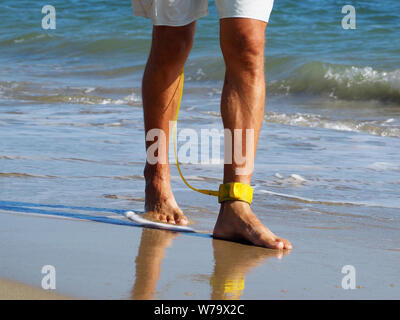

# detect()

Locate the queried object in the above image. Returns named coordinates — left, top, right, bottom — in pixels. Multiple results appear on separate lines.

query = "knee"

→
left=151, top=24, right=195, bottom=67
left=221, top=31, right=265, bottom=75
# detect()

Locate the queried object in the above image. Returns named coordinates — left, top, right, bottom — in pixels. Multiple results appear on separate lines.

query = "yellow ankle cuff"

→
left=218, top=182, right=253, bottom=205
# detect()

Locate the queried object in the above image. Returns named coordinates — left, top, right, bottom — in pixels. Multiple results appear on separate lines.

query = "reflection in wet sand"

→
left=131, top=229, right=178, bottom=300
left=131, top=228, right=290, bottom=300
left=210, top=240, right=290, bottom=300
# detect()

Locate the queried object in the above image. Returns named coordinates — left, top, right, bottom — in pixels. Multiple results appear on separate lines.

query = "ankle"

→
left=221, top=200, right=250, bottom=213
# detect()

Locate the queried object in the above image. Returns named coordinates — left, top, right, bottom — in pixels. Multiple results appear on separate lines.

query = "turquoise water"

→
left=0, top=0, right=399, bottom=252
left=2, top=1, right=400, bottom=103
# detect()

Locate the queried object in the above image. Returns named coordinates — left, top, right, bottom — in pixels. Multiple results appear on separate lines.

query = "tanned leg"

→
left=213, top=18, right=292, bottom=249
left=142, top=22, right=196, bottom=225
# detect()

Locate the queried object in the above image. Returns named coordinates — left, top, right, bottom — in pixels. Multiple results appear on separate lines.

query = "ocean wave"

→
left=259, top=189, right=400, bottom=210
left=0, top=32, right=50, bottom=46
left=0, top=34, right=150, bottom=61
left=264, top=111, right=400, bottom=137
left=203, top=110, right=400, bottom=137
left=0, top=172, right=56, bottom=179
left=183, top=58, right=400, bottom=103
left=268, top=62, right=400, bottom=103
left=3, top=56, right=400, bottom=104
left=0, top=81, right=141, bottom=106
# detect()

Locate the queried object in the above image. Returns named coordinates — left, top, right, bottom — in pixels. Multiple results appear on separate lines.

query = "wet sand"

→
left=0, top=278, right=71, bottom=300
left=0, top=209, right=398, bottom=299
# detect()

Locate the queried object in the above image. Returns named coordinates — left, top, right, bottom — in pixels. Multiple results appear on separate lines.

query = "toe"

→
left=166, top=215, right=176, bottom=224
left=274, top=240, right=284, bottom=250
left=279, top=238, right=293, bottom=250
left=258, top=236, right=284, bottom=250
left=174, top=213, right=188, bottom=225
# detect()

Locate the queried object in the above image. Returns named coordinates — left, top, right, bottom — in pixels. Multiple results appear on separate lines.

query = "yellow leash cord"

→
left=171, top=70, right=253, bottom=205
left=172, top=70, right=219, bottom=197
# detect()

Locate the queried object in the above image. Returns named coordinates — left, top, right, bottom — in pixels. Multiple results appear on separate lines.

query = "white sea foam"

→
left=264, top=112, right=400, bottom=137
left=324, top=66, right=400, bottom=93
left=367, top=162, right=400, bottom=172
left=259, top=189, right=400, bottom=209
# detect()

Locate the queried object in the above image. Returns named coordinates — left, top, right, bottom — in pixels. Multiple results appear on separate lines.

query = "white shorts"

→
left=131, top=0, right=274, bottom=26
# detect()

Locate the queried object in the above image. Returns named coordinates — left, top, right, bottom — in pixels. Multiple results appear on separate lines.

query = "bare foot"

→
left=213, top=201, right=292, bottom=250
left=144, top=164, right=188, bottom=225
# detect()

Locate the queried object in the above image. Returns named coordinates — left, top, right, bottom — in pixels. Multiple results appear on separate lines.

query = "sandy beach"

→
left=0, top=208, right=398, bottom=300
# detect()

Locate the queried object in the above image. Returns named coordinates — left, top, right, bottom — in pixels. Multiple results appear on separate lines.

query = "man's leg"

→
left=213, top=18, right=292, bottom=249
left=142, top=22, right=196, bottom=225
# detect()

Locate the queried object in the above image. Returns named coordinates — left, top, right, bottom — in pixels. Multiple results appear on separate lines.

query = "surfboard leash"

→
left=171, top=69, right=253, bottom=205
